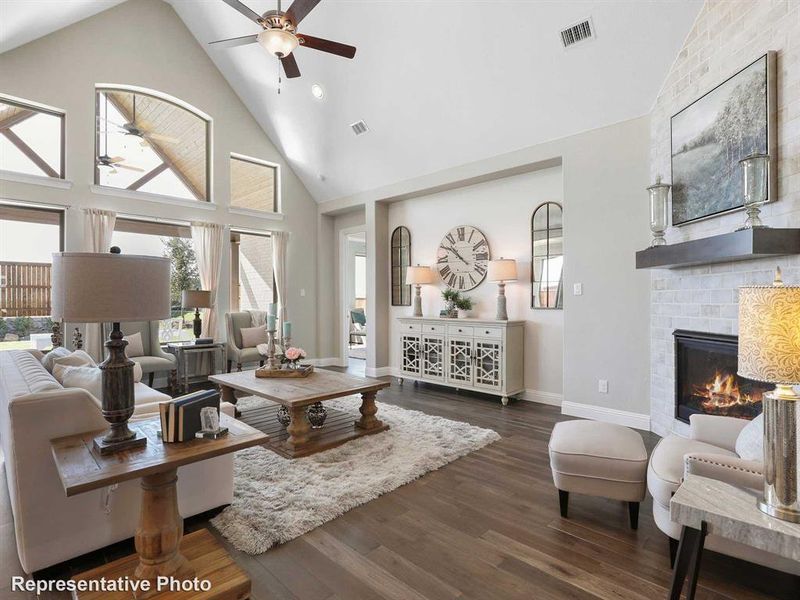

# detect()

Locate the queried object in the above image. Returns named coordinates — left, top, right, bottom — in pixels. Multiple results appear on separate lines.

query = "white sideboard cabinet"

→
left=397, top=317, right=524, bottom=405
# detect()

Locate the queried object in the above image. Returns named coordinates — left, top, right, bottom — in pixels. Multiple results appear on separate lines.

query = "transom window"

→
left=95, top=88, right=210, bottom=201
left=0, top=97, right=65, bottom=179
left=230, top=154, right=279, bottom=213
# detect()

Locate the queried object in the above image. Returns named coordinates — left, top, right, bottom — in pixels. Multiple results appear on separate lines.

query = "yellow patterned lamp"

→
left=738, top=267, right=800, bottom=522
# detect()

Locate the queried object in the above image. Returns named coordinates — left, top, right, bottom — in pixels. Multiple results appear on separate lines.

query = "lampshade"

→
left=182, top=289, right=211, bottom=309
left=258, top=29, right=299, bottom=57
left=406, top=265, right=434, bottom=285
left=51, top=253, right=171, bottom=323
left=488, top=259, right=518, bottom=282
left=738, top=271, right=800, bottom=385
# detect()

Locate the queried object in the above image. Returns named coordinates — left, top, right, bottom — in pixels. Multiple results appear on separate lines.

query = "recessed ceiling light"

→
left=311, top=84, right=325, bottom=100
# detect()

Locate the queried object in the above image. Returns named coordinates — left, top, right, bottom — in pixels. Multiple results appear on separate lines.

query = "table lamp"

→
left=405, top=265, right=434, bottom=317
left=488, top=258, right=518, bottom=320
left=51, top=251, right=171, bottom=455
left=738, top=267, right=800, bottom=522
left=181, top=289, right=211, bottom=339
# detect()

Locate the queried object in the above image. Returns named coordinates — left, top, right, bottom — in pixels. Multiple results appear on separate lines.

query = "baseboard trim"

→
left=519, top=389, right=563, bottom=406
left=561, top=401, right=651, bottom=431
left=365, top=366, right=394, bottom=378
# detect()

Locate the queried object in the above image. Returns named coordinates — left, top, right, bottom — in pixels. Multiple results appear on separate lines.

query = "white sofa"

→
left=0, top=350, right=235, bottom=574
left=647, top=413, right=800, bottom=576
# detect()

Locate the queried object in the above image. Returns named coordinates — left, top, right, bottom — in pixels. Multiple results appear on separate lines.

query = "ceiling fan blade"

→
left=281, top=53, right=301, bottom=78
left=298, top=34, right=356, bottom=59
left=116, top=163, right=146, bottom=172
left=221, top=0, right=264, bottom=26
left=285, top=0, right=322, bottom=26
left=108, top=156, right=126, bottom=163
left=146, top=132, right=180, bottom=144
left=209, top=33, right=259, bottom=48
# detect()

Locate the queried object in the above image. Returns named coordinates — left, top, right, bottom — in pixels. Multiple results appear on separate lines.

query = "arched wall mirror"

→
left=531, top=202, right=563, bottom=309
left=391, top=226, right=411, bottom=306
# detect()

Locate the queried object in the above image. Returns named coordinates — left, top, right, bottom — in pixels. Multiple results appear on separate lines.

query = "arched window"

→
left=95, top=85, right=210, bottom=201
left=531, top=202, right=563, bottom=309
left=391, top=226, right=411, bottom=306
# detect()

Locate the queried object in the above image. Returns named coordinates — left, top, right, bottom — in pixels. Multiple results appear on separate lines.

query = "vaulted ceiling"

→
left=0, top=0, right=703, bottom=203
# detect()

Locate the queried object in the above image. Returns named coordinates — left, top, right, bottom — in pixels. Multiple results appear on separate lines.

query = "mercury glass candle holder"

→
left=737, top=152, right=770, bottom=231
left=647, top=175, right=671, bottom=247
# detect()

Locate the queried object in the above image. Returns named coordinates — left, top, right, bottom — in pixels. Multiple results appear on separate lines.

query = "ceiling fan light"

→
left=258, top=29, right=298, bottom=58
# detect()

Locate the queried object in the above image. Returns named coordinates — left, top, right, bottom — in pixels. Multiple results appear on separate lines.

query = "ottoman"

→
left=548, top=420, right=648, bottom=529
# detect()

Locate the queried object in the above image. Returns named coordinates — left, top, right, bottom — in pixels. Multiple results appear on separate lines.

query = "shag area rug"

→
left=210, top=395, right=500, bottom=554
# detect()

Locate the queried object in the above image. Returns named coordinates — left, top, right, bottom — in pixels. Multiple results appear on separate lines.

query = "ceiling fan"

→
left=99, top=94, right=180, bottom=147
left=96, top=95, right=146, bottom=174
left=209, top=0, right=356, bottom=79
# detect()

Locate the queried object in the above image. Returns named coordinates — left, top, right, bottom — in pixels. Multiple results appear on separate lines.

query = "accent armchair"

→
left=647, top=413, right=800, bottom=576
left=225, top=311, right=264, bottom=372
left=109, top=321, right=177, bottom=392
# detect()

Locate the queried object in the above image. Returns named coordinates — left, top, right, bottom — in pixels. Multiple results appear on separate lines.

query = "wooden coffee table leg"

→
left=286, top=405, right=310, bottom=449
left=356, top=391, right=384, bottom=430
left=219, top=384, right=240, bottom=417
left=134, top=468, right=194, bottom=598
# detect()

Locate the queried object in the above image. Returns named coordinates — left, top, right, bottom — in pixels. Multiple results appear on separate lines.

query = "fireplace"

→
left=673, top=330, right=771, bottom=424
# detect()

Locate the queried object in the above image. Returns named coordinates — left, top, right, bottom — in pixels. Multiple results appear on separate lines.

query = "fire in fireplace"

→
left=673, top=330, right=772, bottom=424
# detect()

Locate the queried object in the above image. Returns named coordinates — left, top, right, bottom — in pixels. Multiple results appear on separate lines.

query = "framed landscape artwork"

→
left=670, top=52, right=776, bottom=226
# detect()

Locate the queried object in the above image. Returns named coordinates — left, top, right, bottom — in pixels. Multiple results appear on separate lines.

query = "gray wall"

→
left=0, top=0, right=319, bottom=351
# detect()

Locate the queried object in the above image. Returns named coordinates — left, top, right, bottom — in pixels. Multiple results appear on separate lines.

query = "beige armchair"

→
left=107, top=321, right=177, bottom=392
left=647, top=413, right=800, bottom=576
left=225, top=312, right=265, bottom=372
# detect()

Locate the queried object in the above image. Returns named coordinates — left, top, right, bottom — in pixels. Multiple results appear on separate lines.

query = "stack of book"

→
left=159, top=389, right=220, bottom=443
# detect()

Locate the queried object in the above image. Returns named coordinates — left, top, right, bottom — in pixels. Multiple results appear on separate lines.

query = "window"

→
left=354, top=255, right=367, bottom=299
left=0, top=97, right=65, bottom=179
left=111, top=218, right=198, bottom=342
left=230, top=154, right=279, bottom=213
left=95, top=88, right=210, bottom=201
left=0, top=204, right=64, bottom=351
left=230, top=230, right=275, bottom=311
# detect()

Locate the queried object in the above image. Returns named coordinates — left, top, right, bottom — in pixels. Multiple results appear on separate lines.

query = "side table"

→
left=168, top=342, right=227, bottom=395
left=668, top=475, right=800, bottom=600
left=50, top=414, right=267, bottom=599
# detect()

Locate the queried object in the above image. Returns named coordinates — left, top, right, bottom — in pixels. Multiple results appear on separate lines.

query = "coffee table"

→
left=209, top=369, right=390, bottom=458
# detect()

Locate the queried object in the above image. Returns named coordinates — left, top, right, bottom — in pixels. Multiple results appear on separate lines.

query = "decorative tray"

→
left=255, top=364, right=314, bottom=378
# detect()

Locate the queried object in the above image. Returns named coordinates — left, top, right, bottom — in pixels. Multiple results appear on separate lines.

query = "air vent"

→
left=350, top=120, right=369, bottom=136
left=560, top=18, right=594, bottom=48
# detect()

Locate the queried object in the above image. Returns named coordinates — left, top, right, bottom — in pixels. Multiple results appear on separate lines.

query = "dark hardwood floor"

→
left=1, top=370, right=797, bottom=599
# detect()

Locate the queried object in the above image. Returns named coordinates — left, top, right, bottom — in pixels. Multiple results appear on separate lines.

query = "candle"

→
left=267, top=302, right=278, bottom=317
left=267, top=315, right=276, bottom=331
left=282, top=321, right=292, bottom=338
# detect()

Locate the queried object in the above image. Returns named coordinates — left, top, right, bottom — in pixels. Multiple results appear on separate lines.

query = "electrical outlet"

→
left=573, top=283, right=583, bottom=296
left=300, top=289, right=306, bottom=297
left=598, top=379, right=608, bottom=394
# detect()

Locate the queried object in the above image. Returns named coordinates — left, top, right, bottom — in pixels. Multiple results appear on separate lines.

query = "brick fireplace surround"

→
left=649, top=0, right=800, bottom=437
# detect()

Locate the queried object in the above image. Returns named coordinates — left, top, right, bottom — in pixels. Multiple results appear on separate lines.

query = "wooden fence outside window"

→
left=0, top=261, right=52, bottom=317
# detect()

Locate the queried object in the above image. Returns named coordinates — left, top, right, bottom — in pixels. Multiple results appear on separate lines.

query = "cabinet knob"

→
left=485, top=330, right=490, bottom=334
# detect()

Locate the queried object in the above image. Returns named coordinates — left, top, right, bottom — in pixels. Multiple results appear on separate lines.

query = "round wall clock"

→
left=436, top=225, right=490, bottom=291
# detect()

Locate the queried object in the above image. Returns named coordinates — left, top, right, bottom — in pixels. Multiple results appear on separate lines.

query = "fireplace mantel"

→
left=635, top=228, right=800, bottom=270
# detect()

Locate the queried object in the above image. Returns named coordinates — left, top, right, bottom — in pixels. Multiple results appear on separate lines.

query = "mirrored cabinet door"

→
left=531, top=202, right=563, bottom=309
left=391, top=226, right=411, bottom=306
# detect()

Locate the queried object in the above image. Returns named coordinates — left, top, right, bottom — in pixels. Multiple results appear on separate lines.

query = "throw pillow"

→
left=58, top=365, right=103, bottom=401
left=52, top=350, right=97, bottom=382
left=41, top=346, right=71, bottom=373
left=240, top=325, right=268, bottom=348
left=124, top=332, right=145, bottom=358
left=735, top=414, right=763, bottom=462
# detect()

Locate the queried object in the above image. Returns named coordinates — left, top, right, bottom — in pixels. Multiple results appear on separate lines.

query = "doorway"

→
left=340, top=230, right=367, bottom=373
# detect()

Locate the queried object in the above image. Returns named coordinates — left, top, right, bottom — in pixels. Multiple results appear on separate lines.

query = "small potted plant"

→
left=441, top=288, right=473, bottom=318
left=282, top=346, right=307, bottom=369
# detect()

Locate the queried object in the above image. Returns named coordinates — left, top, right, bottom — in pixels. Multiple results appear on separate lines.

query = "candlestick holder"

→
left=266, top=328, right=281, bottom=370
left=282, top=336, right=292, bottom=354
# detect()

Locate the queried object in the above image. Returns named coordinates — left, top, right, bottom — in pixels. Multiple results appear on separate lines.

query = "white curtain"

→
left=191, top=221, right=224, bottom=339
left=271, top=230, right=289, bottom=336
left=83, top=208, right=117, bottom=361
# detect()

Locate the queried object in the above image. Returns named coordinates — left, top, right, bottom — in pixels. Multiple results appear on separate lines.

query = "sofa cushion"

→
left=41, top=346, right=71, bottom=373
left=57, top=366, right=103, bottom=400
left=131, top=355, right=175, bottom=374
left=133, top=382, right=170, bottom=407
left=52, top=350, right=97, bottom=382
left=124, top=332, right=145, bottom=358
left=4, top=351, right=62, bottom=398
left=647, top=434, right=737, bottom=505
left=735, top=414, right=763, bottom=462
left=240, top=325, right=267, bottom=349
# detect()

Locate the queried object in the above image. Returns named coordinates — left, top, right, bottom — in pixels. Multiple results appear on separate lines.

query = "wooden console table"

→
left=50, top=414, right=267, bottom=599
left=668, top=475, right=800, bottom=600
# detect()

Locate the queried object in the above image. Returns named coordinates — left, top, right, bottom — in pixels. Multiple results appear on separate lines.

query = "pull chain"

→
left=277, top=58, right=282, bottom=95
